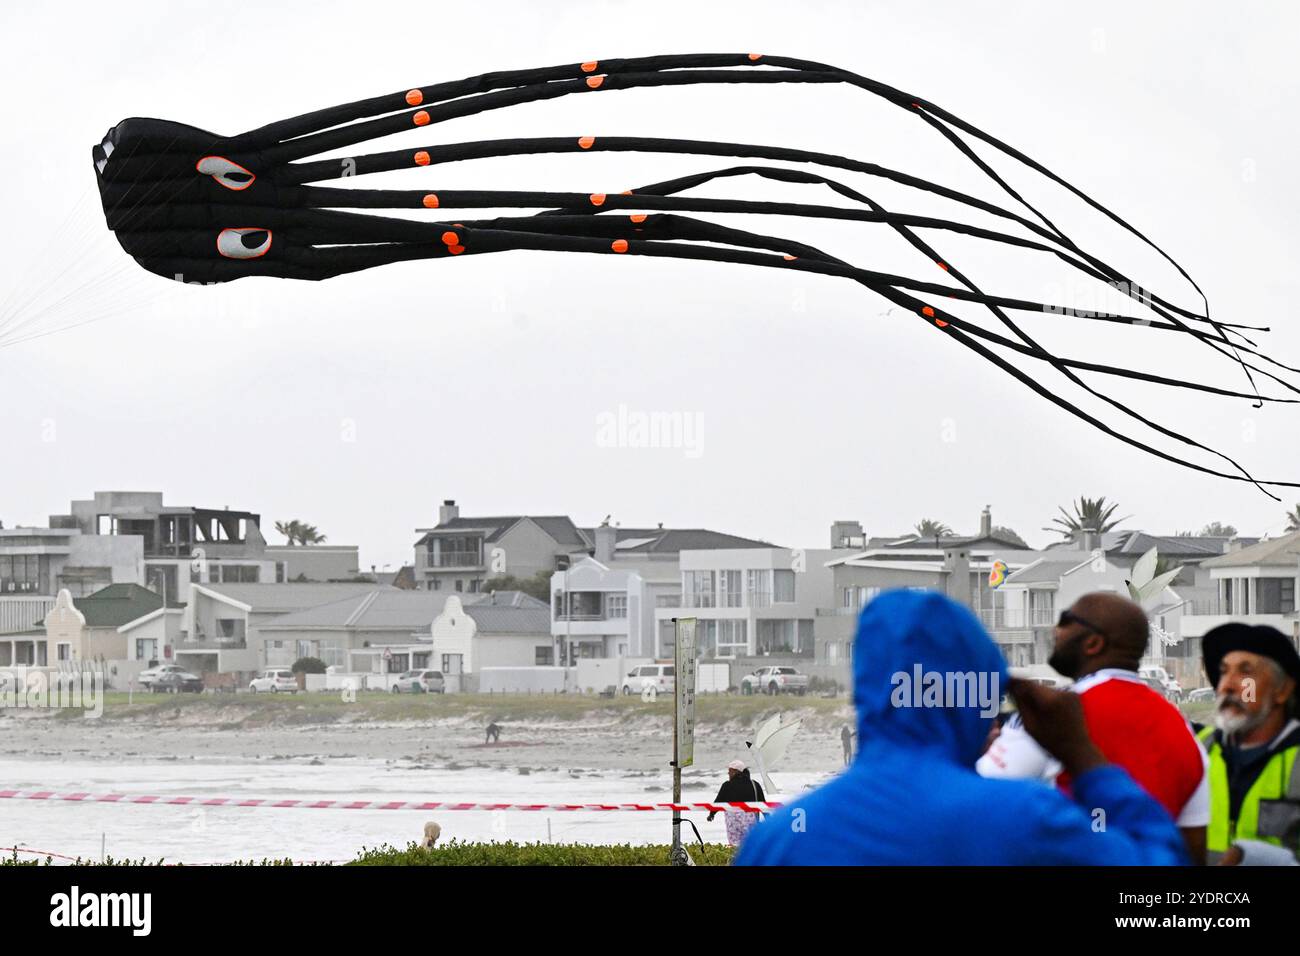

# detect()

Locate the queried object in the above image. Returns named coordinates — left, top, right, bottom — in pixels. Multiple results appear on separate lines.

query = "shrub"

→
left=291, top=657, right=328, bottom=675
left=349, top=839, right=736, bottom=866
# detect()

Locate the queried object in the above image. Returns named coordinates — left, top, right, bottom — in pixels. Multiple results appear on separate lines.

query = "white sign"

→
left=675, top=618, right=697, bottom=767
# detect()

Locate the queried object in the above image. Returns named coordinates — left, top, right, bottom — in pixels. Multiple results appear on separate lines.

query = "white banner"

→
left=675, top=617, right=697, bottom=767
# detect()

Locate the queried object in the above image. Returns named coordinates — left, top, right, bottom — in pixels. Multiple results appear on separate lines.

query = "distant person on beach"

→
left=422, top=821, right=441, bottom=849
left=707, top=759, right=766, bottom=846
left=841, top=724, right=855, bottom=766
left=486, top=721, right=501, bottom=744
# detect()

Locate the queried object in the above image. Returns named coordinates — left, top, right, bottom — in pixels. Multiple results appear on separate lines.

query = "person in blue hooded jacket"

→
left=734, top=590, right=1188, bottom=866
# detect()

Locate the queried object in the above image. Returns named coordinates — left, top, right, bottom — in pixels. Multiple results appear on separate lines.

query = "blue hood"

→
left=853, top=590, right=1008, bottom=768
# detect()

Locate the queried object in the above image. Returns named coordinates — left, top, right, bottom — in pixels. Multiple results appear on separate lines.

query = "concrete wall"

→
left=268, top=546, right=361, bottom=582
left=478, top=666, right=575, bottom=693
left=121, top=610, right=182, bottom=662
left=576, top=657, right=651, bottom=693
left=476, top=633, right=551, bottom=669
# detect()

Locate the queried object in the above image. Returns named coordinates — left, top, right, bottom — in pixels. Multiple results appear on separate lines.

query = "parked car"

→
left=741, top=666, right=810, bottom=696
left=1139, top=665, right=1183, bottom=701
left=391, top=669, right=445, bottom=694
left=249, top=669, right=298, bottom=693
left=138, top=663, right=187, bottom=689
left=151, top=670, right=204, bottom=693
left=621, top=664, right=675, bottom=696
left=1008, top=664, right=1071, bottom=689
left=1185, top=686, right=1216, bottom=703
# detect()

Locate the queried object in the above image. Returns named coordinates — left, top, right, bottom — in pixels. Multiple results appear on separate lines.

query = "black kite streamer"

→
left=90, top=53, right=1299, bottom=495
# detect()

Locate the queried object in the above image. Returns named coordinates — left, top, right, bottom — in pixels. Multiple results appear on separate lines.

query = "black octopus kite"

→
left=91, top=53, right=1299, bottom=495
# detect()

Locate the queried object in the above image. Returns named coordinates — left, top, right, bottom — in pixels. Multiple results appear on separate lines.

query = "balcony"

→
left=979, top=607, right=1055, bottom=630
left=181, top=636, right=248, bottom=650
left=184, top=619, right=247, bottom=650
left=993, top=630, right=1035, bottom=645
left=416, top=550, right=483, bottom=571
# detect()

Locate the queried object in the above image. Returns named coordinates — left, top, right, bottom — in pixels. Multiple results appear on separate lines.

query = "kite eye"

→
left=197, top=155, right=256, bottom=191
left=217, top=228, right=272, bottom=259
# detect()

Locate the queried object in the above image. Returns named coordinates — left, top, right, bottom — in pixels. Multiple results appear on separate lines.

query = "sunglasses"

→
left=1057, top=609, right=1111, bottom=641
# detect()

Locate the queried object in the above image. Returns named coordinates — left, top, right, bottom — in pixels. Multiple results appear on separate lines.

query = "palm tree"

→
left=275, top=519, right=327, bottom=546
left=914, top=519, right=953, bottom=539
left=1286, top=504, right=1300, bottom=533
left=1049, top=496, right=1128, bottom=540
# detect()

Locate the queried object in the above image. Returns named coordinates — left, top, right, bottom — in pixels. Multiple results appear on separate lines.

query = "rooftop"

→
left=38, top=583, right=163, bottom=629
left=1200, top=531, right=1300, bottom=569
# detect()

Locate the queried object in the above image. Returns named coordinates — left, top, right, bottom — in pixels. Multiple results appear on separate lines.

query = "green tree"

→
left=482, top=570, right=554, bottom=603
left=275, top=520, right=327, bottom=545
left=1199, top=522, right=1238, bottom=537
left=991, top=525, right=1028, bottom=547
left=1049, top=496, right=1128, bottom=539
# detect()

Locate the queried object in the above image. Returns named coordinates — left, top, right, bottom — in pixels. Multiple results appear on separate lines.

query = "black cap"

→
left=1202, top=622, right=1300, bottom=688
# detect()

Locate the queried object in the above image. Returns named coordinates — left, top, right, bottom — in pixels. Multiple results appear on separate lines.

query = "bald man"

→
left=978, top=592, right=1209, bottom=863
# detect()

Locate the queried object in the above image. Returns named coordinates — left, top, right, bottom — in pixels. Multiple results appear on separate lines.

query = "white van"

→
left=621, top=664, right=675, bottom=696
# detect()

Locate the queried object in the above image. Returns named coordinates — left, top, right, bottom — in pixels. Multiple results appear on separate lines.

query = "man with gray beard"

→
left=1198, top=623, right=1300, bottom=864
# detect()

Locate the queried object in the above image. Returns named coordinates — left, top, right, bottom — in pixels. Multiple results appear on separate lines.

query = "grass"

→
left=61, top=689, right=850, bottom=726
left=349, top=839, right=736, bottom=866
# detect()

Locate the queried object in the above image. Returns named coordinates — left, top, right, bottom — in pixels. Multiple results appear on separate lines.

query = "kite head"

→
left=92, top=117, right=276, bottom=283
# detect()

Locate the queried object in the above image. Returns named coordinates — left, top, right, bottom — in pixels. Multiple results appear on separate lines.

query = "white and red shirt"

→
left=978, top=669, right=1209, bottom=826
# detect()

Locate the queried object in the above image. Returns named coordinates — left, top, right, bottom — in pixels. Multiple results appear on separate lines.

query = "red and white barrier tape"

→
left=0, top=789, right=780, bottom=813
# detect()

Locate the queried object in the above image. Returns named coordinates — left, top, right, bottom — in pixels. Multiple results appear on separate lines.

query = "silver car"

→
left=391, top=669, right=445, bottom=694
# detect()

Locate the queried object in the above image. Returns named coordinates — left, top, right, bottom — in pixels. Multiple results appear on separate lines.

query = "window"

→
left=1257, top=578, right=1297, bottom=614
left=57, top=643, right=71, bottom=661
left=682, top=571, right=716, bottom=608
left=747, top=569, right=771, bottom=608
left=606, top=594, right=628, bottom=619
left=716, top=619, right=748, bottom=658
left=535, top=646, right=554, bottom=665
left=719, top=571, right=743, bottom=608
left=0, top=554, right=49, bottom=593
left=774, top=570, right=795, bottom=603
left=455, top=580, right=464, bottom=592
left=412, top=652, right=430, bottom=669
left=431, top=578, right=442, bottom=591
left=219, top=564, right=260, bottom=584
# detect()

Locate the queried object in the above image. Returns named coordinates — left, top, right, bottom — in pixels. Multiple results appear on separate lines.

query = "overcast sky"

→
left=0, top=0, right=1297, bottom=571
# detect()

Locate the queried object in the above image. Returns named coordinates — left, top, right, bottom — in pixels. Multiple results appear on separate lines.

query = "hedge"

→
left=3, top=841, right=736, bottom=867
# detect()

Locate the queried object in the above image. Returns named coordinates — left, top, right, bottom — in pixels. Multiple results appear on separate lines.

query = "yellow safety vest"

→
left=1197, top=725, right=1300, bottom=863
